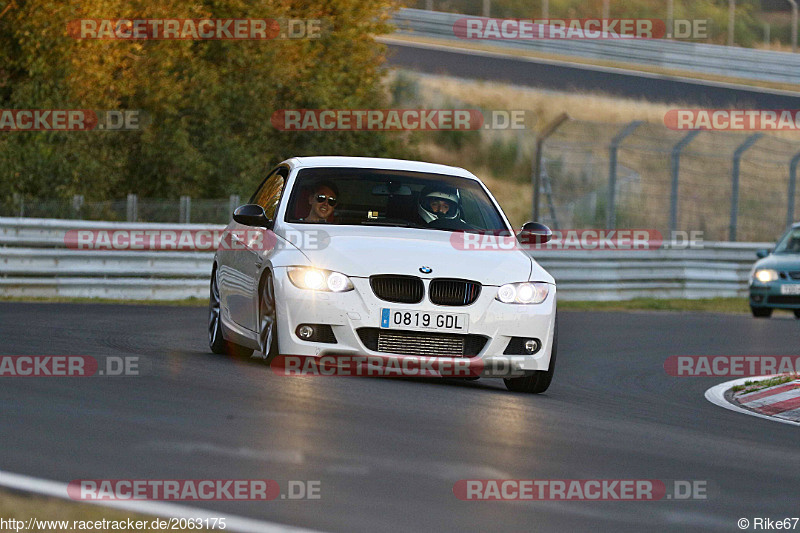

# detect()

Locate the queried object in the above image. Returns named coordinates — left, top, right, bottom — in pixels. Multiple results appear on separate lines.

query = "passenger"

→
left=302, top=181, right=339, bottom=223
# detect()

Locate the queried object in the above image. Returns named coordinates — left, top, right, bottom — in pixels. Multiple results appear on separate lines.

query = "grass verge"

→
left=731, top=374, right=800, bottom=394
left=558, top=297, right=752, bottom=314
left=0, top=488, right=180, bottom=532
left=0, top=296, right=206, bottom=307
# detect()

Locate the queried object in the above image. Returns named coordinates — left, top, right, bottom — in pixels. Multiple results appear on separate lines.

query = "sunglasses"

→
left=314, top=194, right=337, bottom=207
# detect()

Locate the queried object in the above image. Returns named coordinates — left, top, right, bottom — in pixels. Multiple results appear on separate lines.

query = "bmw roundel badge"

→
left=419, top=266, right=433, bottom=274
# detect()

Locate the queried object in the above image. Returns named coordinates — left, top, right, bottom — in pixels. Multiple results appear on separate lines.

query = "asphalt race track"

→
left=1, top=302, right=799, bottom=532
left=385, top=41, right=800, bottom=108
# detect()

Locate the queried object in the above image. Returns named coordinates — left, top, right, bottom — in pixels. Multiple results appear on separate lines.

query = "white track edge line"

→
left=0, top=470, right=325, bottom=533
left=704, top=376, right=800, bottom=427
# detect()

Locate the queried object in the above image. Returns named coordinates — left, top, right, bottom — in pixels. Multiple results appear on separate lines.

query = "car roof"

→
left=285, top=156, right=478, bottom=180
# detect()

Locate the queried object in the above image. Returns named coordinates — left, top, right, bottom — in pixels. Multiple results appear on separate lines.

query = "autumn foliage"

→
left=0, top=0, right=403, bottom=203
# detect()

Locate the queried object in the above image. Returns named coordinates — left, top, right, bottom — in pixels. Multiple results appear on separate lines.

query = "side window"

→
left=250, top=167, right=288, bottom=220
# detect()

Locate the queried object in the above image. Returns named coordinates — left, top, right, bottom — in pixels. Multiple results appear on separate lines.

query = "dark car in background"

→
left=749, top=223, right=800, bottom=318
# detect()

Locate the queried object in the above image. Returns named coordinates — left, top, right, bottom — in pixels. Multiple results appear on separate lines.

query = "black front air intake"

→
left=429, top=278, right=482, bottom=306
left=370, top=275, right=424, bottom=304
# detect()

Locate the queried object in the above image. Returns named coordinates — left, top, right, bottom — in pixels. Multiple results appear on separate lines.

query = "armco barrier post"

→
left=126, top=194, right=138, bottom=222
left=532, top=113, right=569, bottom=222
left=789, top=151, right=800, bottom=227
left=729, top=133, right=763, bottom=241
left=180, top=195, right=191, bottom=224
left=13, top=193, right=23, bottom=218
left=72, top=195, right=84, bottom=219
left=229, top=194, right=240, bottom=217
left=607, top=121, right=643, bottom=229
left=669, top=130, right=701, bottom=234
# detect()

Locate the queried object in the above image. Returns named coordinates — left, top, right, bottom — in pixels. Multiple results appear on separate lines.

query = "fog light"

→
left=524, top=339, right=541, bottom=354
left=297, top=325, right=314, bottom=339
left=752, top=294, right=764, bottom=303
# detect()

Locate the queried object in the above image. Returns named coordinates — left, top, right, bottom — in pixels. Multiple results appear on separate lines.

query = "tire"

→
left=750, top=306, right=773, bottom=318
left=794, top=310, right=800, bottom=319
left=504, top=316, right=558, bottom=394
left=257, top=270, right=280, bottom=362
left=209, top=267, right=253, bottom=357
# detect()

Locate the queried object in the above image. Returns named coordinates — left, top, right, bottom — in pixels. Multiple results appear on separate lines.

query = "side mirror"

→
left=233, top=204, right=271, bottom=227
left=756, top=249, right=770, bottom=259
left=518, top=221, right=552, bottom=245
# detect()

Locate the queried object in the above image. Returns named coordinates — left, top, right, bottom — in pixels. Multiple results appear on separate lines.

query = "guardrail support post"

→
left=607, top=120, right=643, bottom=229
left=72, top=195, right=84, bottom=219
left=532, top=113, right=569, bottom=222
left=729, top=133, right=762, bottom=241
left=229, top=194, right=240, bottom=215
left=180, top=195, right=191, bottom=224
left=669, top=130, right=700, bottom=234
left=667, top=0, right=674, bottom=38
left=13, top=193, right=23, bottom=218
left=126, top=194, right=138, bottom=222
left=788, top=0, right=798, bottom=52
left=789, top=151, right=800, bottom=227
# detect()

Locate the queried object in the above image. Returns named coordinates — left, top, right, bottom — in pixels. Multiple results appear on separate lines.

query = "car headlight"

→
left=287, top=267, right=354, bottom=292
left=753, top=269, right=779, bottom=283
left=496, top=282, right=550, bottom=304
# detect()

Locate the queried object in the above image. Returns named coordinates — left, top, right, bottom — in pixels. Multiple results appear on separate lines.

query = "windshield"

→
left=774, top=227, right=800, bottom=254
left=284, top=167, right=509, bottom=232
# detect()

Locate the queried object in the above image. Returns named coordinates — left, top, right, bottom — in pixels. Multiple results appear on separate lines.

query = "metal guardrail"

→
left=392, top=8, right=800, bottom=85
left=0, top=218, right=218, bottom=300
left=0, top=218, right=769, bottom=302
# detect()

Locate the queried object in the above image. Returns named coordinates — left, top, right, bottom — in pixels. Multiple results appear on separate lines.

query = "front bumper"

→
left=749, top=280, right=800, bottom=309
left=273, top=268, right=557, bottom=373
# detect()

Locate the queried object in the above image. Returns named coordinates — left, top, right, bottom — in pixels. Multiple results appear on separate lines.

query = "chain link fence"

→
left=535, top=117, right=800, bottom=242
left=0, top=195, right=241, bottom=224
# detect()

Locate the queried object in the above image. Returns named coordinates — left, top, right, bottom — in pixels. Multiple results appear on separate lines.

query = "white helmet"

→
left=418, top=186, right=460, bottom=223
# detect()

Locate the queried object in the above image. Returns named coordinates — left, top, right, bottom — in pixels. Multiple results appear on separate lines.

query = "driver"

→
left=418, top=185, right=461, bottom=224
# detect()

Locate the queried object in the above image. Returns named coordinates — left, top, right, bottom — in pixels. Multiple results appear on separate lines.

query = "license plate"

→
left=781, top=284, right=800, bottom=295
left=380, top=308, right=469, bottom=333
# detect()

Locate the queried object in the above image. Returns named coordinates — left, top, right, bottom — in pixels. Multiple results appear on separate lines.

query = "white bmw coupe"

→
left=209, top=156, right=558, bottom=393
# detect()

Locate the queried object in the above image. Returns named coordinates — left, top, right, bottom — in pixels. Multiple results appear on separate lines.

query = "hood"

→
left=754, top=252, right=800, bottom=272
left=280, top=225, right=552, bottom=286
